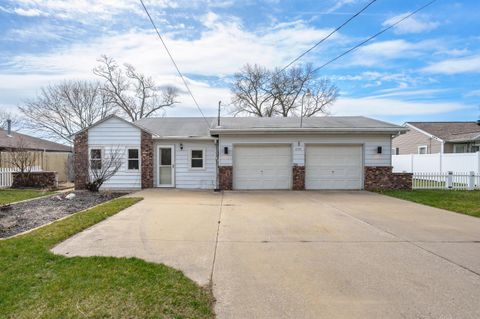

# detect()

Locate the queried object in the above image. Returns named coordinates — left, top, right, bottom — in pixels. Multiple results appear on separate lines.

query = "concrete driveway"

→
left=52, top=190, right=480, bottom=319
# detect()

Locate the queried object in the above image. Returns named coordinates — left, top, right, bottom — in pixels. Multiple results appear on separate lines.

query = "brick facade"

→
left=141, top=130, right=154, bottom=189
left=364, top=166, right=412, bottom=191
left=219, top=166, right=233, bottom=190
left=292, top=166, right=305, bottom=190
left=73, top=130, right=88, bottom=190
left=12, top=171, right=58, bottom=189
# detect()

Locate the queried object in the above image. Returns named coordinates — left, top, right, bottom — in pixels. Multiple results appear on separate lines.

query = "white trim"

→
left=157, top=144, right=175, bottom=187
left=189, top=148, right=206, bottom=170
left=126, top=147, right=141, bottom=171
left=418, top=145, right=428, bottom=154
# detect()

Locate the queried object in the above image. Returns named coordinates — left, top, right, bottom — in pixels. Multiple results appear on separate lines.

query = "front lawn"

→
left=0, top=197, right=214, bottom=319
left=380, top=190, right=480, bottom=218
left=0, top=189, right=55, bottom=205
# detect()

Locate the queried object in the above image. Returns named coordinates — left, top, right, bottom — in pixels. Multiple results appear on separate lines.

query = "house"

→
left=392, top=122, right=480, bottom=155
left=73, top=115, right=411, bottom=191
left=0, top=121, right=72, bottom=182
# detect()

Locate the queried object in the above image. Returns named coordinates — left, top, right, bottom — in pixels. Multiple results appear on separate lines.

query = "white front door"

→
left=305, top=145, right=363, bottom=190
left=233, top=145, right=292, bottom=190
left=157, top=145, right=175, bottom=187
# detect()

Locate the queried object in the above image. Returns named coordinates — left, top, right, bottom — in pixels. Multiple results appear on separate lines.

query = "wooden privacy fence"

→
left=0, top=151, right=71, bottom=182
left=413, top=171, right=480, bottom=190
left=0, top=166, right=42, bottom=188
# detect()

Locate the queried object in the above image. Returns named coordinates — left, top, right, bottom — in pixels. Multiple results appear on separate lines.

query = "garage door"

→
left=305, top=145, right=363, bottom=190
left=233, top=145, right=292, bottom=190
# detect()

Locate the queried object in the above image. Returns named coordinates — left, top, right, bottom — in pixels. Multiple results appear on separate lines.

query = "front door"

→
left=157, top=145, right=175, bottom=187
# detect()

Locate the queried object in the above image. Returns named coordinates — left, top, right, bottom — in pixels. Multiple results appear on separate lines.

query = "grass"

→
left=379, top=189, right=480, bottom=218
left=0, top=189, right=56, bottom=205
left=0, top=197, right=214, bottom=319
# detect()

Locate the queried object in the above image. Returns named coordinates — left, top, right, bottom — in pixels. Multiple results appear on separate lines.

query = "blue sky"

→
left=0, top=0, right=479, bottom=125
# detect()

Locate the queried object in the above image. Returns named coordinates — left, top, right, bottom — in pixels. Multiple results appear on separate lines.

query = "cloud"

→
left=422, top=54, right=480, bottom=74
left=0, top=14, right=337, bottom=116
left=331, top=96, right=468, bottom=116
left=349, top=39, right=439, bottom=67
left=13, top=7, right=48, bottom=16
left=326, top=0, right=358, bottom=13
left=383, top=13, right=439, bottom=34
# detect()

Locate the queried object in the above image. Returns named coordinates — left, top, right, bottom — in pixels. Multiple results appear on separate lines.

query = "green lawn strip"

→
left=379, top=190, right=480, bottom=218
left=0, top=197, right=214, bottom=319
left=0, top=189, right=56, bottom=205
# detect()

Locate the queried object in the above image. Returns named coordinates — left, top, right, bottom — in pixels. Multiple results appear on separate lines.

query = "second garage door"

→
left=305, top=145, right=363, bottom=190
left=233, top=145, right=292, bottom=190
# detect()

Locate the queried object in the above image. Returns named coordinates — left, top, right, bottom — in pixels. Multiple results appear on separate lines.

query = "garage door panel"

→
left=306, top=145, right=363, bottom=190
left=234, top=145, right=292, bottom=190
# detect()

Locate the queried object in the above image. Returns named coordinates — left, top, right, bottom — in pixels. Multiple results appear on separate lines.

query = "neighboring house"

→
left=0, top=121, right=72, bottom=181
left=392, top=122, right=480, bottom=155
left=73, top=115, right=411, bottom=191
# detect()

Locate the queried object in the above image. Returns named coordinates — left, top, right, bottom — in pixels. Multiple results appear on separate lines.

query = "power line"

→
left=139, top=0, right=210, bottom=126
left=312, top=0, right=438, bottom=73
left=279, top=0, right=378, bottom=73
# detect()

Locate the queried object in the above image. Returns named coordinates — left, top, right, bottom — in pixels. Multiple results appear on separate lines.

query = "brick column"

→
left=73, top=130, right=88, bottom=190
left=219, top=166, right=233, bottom=190
left=364, top=166, right=412, bottom=191
left=141, top=130, right=154, bottom=188
left=292, top=166, right=305, bottom=190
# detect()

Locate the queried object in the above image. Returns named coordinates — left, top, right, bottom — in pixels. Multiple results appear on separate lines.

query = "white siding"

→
left=88, top=117, right=142, bottom=190
left=219, top=134, right=392, bottom=167
left=153, top=140, right=217, bottom=189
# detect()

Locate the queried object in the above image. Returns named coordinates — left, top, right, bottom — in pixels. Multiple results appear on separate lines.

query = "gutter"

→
left=209, top=127, right=408, bottom=135
left=152, top=136, right=216, bottom=141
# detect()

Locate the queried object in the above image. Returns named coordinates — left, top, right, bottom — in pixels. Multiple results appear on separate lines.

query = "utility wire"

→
left=139, top=0, right=210, bottom=126
left=312, top=0, right=437, bottom=73
left=279, top=0, right=378, bottom=73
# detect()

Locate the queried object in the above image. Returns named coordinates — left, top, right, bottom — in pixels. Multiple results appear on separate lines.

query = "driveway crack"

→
left=209, top=191, right=224, bottom=286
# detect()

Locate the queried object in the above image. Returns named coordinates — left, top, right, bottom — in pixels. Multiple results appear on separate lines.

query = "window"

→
left=127, top=148, right=140, bottom=170
left=472, top=145, right=480, bottom=153
left=453, top=144, right=467, bottom=153
left=191, top=149, right=204, bottom=168
left=90, top=149, right=102, bottom=170
left=418, top=146, right=427, bottom=154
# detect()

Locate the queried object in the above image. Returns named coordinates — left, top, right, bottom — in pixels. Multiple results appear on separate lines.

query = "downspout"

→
left=214, top=136, right=220, bottom=192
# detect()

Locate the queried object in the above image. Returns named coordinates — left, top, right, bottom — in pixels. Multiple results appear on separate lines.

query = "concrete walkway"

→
left=52, top=190, right=480, bottom=319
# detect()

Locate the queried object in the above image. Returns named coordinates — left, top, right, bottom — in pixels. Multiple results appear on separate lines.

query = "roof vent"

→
left=7, top=119, right=12, bottom=136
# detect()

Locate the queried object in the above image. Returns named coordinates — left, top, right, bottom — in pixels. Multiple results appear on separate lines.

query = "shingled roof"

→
left=407, top=122, right=480, bottom=142
left=0, top=129, right=72, bottom=152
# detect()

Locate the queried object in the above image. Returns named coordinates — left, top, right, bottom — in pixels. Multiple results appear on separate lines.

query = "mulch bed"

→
left=0, top=191, right=128, bottom=238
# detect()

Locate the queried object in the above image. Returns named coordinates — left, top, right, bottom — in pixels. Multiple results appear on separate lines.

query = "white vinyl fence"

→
left=413, top=171, right=480, bottom=190
left=0, top=166, right=42, bottom=188
left=393, top=152, right=480, bottom=174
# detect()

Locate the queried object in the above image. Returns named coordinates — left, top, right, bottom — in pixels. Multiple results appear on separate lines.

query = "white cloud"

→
left=331, top=96, right=468, bottom=116
left=326, top=0, right=358, bottom=13
left=350, top=39, right=439, bottom=67
left=0, top=15, right=336, bottom=115
left=422, top=55, right=480, bottom=74
left=13, top=7, right=47, bottom=16
left=383, top=13, right=439, bottom=34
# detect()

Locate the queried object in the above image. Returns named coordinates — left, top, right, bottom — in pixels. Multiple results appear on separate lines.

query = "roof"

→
left=135, top=117, right=213, bottom=138
left=0, top=129, right=72, bottom=152
left=134, top=116, right=407, bottom=137
left=407, top=122, right=480, bottom=142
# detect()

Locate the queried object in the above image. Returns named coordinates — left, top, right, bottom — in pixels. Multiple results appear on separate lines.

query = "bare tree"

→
left=231, top=64, right=276, bottom=117
left=231, top=63, right=338, bottom=117
left=6, top=137, right=37, bottom=186
left=86, top=146, right=123, bottom=192
left=94, top=55, right=179, bottom=121
left=19, top=80, right=115, bottom=144
left=0, top=110, right=24, bottom=131
left=300, top=78, right=338, bottom=117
